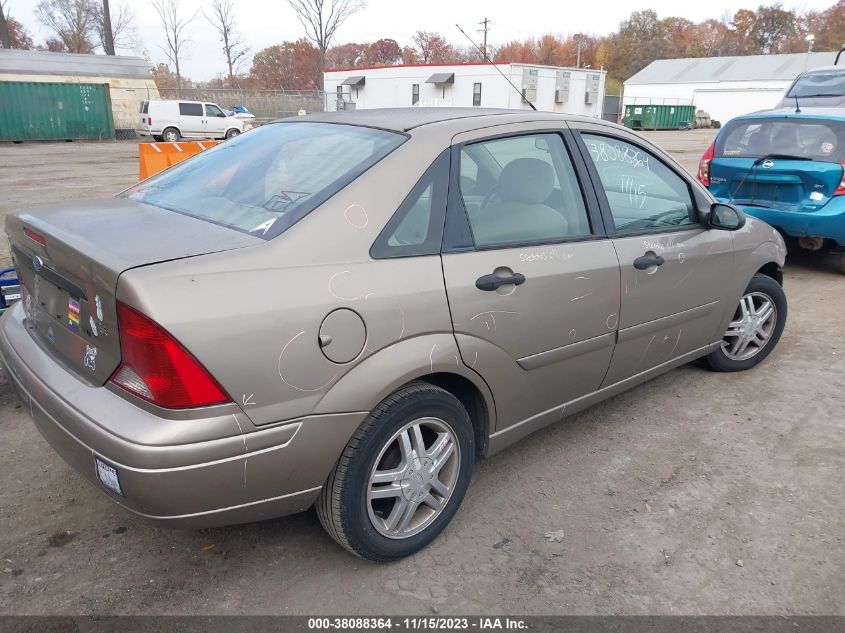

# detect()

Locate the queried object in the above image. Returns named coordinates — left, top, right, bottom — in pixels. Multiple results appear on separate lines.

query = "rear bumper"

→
left=732, top=198, right=845, bottom=246
left=0, top=303, right=366, bottom=528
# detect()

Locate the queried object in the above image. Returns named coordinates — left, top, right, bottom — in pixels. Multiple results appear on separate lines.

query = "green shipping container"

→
left=621, top=104, right=696, bottom=131
left=0, top=81, right=114, bottom=142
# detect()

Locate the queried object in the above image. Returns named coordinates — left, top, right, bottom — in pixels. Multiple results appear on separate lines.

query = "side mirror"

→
left=707, top=202, right=746, bottom=231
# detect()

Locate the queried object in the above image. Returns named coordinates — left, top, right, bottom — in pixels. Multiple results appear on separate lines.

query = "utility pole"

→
left=0, top=3, right=11, bottom=50
left=576, top=39, right=585, bottom=68
left=478, top=17, right=490, bottom=59
left=102, top=0, right=116, bottom=55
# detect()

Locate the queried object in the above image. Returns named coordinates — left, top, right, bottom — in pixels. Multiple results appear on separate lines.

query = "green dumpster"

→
left=0, top=81, right=114, bottom=142
left=622, top=104, right=695, bottom=131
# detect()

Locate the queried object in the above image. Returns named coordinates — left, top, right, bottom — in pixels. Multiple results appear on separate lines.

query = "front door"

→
left=204, top=103, right=228, bottom=138
left=573, top=127, right=735, bottom=386
left=441, top=126, right=621, bottom=436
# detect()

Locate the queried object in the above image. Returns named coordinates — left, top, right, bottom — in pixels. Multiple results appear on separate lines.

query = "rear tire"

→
left=152, top=135, right=163, bottom=142
left=162, top=127, right=180, bottom=142
left=705, top=273, right=786, bottom=372
left=317, top=381, right=474, bottom=561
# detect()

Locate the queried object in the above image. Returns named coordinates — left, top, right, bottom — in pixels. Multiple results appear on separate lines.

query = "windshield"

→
left=715, top=118, right=845, bottom=163
left=122, top=122, right=406, bottom=239
left=787, top=71, right=845, bottom=98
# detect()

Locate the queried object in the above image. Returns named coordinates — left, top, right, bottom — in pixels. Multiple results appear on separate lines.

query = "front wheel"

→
left=317, top=381, right=474, bottom=561
left=705, top=273, right=786, bottom=372
left=225, top=128, right=241, bottom=139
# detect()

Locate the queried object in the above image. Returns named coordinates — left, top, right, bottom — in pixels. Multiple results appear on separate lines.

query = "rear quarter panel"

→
left=117, top=131, right=492, bottom=430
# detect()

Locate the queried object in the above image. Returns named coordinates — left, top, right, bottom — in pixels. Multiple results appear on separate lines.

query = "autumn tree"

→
left=287, top=0, right=365, bottom=85
left=151, top=62, right=193, bottom=90
left=325, top=41, right=366, bottom=67
left=35, top=0, right=99, bottom=53
left=204, top=0, right=248, bottom=83
left=364, top=38, right=401, bottom=65
left=7, top=17, right=34, bottom=48
left=250, top=39, right=320, bottom=89
left=749, top=4, right=798, bottom=54
left=412, top=30, right=452, bottom=63
left=152, top=0, right=195, bottom=95
left=806, top=0, right=845, bottom=52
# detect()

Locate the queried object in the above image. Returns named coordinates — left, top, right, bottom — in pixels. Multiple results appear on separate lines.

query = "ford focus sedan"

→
left=0, top=109, right=787, bottom=561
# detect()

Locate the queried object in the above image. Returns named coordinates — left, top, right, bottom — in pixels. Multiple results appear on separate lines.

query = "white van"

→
left=138, top=100, right=252, bottom=142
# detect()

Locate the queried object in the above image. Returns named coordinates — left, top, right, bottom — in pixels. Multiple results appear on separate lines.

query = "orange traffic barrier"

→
left=138, top=140, right=221, bottom=181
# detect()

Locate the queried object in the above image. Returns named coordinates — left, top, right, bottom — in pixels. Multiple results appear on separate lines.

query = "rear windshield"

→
left=140, top=101, right=148, bottom=114
left=122, top=122, right=406, bottom=239
left=715, top=118, right=845, bottom=163
left=787, top=71, right=845, bottom=98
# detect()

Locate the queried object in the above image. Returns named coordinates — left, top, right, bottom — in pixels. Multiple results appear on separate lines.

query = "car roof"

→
left=732, top=107, right=845, bottom=122
left=797, top=66, right=845, bottom=76
left=292, top=107, right=583, bottom=133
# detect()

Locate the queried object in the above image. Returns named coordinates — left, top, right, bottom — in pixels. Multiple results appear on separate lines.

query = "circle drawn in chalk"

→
left=678, top=252, right=686, bottom=264
left=606, top=314, right=618, bottom=330
left=569, top=329, right=577, bottom=339
left=343, top=204, right=368, bottom=229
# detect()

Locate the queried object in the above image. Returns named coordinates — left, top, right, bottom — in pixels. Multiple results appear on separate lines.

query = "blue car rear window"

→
left=716, top=118, right=845, bottom=163
left=122, top=122, right=406, bottom=240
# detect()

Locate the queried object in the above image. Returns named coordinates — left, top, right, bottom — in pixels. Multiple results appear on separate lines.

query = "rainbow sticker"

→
left=67, top=297, right=80, bottom=333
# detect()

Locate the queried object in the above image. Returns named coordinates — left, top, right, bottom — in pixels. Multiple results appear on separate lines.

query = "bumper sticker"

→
left=83, top=344, right=97, bottom=371
left=67, top=297, right=80, bottom=333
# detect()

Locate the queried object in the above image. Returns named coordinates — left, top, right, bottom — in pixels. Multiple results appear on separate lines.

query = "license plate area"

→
left=95, top=457, right=123, bottom=496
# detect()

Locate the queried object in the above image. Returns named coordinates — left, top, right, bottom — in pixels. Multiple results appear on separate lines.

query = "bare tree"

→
left=35, top=0, right=99, bottom=53
left=1, top=1, right=11, bottom=49
left=94, top=1, right=137, bottom=52
left=204, top=0, right=248, bottom=84
left=287, top=0, right=365, bottom=85
left=151, top=0, right=195, bottom=95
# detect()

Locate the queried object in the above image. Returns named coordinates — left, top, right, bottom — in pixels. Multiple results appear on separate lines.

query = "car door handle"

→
left=633, top=254, right=665, bottom=270
left=475, top=272, right=526, bottom=291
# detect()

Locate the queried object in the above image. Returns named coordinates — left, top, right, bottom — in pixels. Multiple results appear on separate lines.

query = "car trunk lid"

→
left=710, top=116, right=845, bottom=211
left=6, top=197, right=261, bottom=385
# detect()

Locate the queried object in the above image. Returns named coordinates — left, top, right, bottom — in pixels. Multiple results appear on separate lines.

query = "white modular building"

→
left=623, top=51, right=840, bottom=125
left=323, top=62, right=607, bottom=117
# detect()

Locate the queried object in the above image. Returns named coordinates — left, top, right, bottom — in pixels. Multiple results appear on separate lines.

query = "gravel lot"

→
left=0, top=130, right=842, bottom=615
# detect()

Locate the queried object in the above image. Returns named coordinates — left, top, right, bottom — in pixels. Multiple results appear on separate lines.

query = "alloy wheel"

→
left=721, top=291, right=778, bottom=361
left=366, top=417, right=460, bottom=539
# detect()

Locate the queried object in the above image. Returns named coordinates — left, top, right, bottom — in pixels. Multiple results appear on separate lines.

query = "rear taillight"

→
left=835, top=161, right=845, bottom=196
left=697, top=141, right=715, bottom=187
left=110, top=302, right=230, bottom=409
left=148, top=117, right=152, bottom=126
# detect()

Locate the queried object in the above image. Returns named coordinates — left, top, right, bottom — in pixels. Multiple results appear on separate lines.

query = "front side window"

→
left=412, top=84, right=420, bottom=105
left=459, top=133, right=591, bottom=248
left=178, top=102, right=203, bottom=116
left=581, top=133, right=695, bottom=234
left=205, top=104, right=224, bottom=117
left=473, top=83, right=482, bottom=107
left=123, top=122, right=406, bottom=240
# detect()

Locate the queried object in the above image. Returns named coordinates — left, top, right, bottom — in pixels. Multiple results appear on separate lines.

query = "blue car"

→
left=697, top=108, right=845, bottom=270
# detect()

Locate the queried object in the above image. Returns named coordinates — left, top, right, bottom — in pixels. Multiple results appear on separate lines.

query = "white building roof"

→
left=626, top=51, right=840, bottom=85
left=0, top=49, right=153, bottom=80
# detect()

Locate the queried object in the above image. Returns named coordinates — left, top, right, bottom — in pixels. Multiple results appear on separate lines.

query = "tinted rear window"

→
left=716, top=118, right=845, bottom=163
left=140, top=101, right=149, bottom=114
left=179, top=102, right=203, bottom=116
left=122, top=122, right=406, bottom=240
left=787, top=71, right=845, bottom=98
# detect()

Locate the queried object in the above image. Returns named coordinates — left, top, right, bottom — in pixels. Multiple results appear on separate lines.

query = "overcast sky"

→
left=5, top=0, right=837, bottom=80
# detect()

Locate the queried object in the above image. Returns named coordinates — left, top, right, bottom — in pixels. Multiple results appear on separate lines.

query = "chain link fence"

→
left=157, top=89, right=327, bottom=122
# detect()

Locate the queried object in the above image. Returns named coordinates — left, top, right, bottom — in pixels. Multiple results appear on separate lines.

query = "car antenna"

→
left=794, top=94, right=802, bottom=113
left=456, top=23, right=537, bottom=111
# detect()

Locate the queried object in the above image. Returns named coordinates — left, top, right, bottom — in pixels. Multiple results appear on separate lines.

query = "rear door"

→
left=177, top=102, right=204, bottom=137
left=709, top=117, right=845, bottom=211
left=571, top=123, right=735, bottom=386
left=440, top=124, right=620, bottom=433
